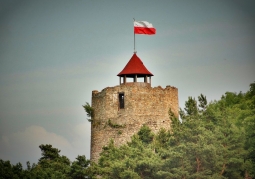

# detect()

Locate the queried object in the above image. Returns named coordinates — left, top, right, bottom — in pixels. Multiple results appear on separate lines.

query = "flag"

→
left=134, top=21, right=156, bottom=35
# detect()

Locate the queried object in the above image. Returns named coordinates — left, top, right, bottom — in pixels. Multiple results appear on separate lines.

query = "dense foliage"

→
left=1, top=83, right=254, bottom=178
left=83, top=102, right=94, bottom=122
left=91, top=82, right=255, bottom=179
left=0, top=144, right=91, bottom=179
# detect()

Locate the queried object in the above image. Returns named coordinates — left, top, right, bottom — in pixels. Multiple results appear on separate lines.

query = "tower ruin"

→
left=90, top=53, right=178, bottom=162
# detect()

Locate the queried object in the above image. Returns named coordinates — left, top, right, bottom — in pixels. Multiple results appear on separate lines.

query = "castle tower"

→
left=91, top=53, right=178, bottom=162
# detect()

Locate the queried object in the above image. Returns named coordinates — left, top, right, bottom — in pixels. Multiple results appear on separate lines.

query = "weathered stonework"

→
left=90, top=82, right=178, bottom=162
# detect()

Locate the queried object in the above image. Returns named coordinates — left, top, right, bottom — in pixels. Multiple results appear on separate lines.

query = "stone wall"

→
left=90, top=83, right=178, bottom=162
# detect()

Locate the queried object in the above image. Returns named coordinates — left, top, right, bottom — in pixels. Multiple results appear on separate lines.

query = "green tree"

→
left=184, top=96, right=198, bottom=117
left=198, top=94, right=207, bottom=113
left=0, top=159, right=15, bottom=179
left=203, top=90, right=252, bottom=178
left=82, top=102, right=94, bottom=122
left=30, top=144, right=71, bottom=179
left=70, top=155, right=91, bottom=179
left=243, top=82, right=255, bottom=178
left=0, top=144, right=93, bottom=178
left=137, top=125, right=154, bottom=144
left=38, top=144, right=61, bottom=161
left=158, top=115, right=224, bottom=179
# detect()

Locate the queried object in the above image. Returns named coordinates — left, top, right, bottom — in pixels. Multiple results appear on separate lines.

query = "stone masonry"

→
left=91, top=83, right=178, bottom=162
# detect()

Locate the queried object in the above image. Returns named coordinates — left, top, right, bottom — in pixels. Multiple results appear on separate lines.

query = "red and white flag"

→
left=134, top=21, right=156, bottom=35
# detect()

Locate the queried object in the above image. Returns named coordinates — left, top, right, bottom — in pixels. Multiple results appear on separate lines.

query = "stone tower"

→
left=90, top=53, right=178, bottom=162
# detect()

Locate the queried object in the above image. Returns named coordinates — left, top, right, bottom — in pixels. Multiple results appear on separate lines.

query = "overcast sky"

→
left=0, top=0, right=254, bottom=167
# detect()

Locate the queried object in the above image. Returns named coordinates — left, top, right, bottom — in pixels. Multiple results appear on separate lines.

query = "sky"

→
left=0, top=0, right=254, bottom=167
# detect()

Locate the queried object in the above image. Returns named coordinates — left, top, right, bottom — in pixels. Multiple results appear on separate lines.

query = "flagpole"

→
left=133, top=18, right=136, bottom=53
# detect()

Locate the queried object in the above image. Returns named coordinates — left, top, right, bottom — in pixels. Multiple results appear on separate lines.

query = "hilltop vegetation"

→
left=0, top=144, right=91, bottom=179
left=91, top=82, right=255, bottom=179
left=1, top=83, right=254, bottom=179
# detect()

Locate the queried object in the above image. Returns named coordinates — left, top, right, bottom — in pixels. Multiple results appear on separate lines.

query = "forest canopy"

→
left=1, top=82, right=254, bottom=179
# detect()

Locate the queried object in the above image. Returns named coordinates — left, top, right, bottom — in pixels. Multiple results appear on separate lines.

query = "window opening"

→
left=119, top=93, right=124, bottom=109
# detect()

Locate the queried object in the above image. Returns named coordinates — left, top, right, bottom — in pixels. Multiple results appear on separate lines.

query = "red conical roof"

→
left=117, top=53, right=153, bottom=77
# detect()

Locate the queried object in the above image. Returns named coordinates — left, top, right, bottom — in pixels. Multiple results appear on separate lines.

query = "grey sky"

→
left=0, top=0, right=254, bottom=167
